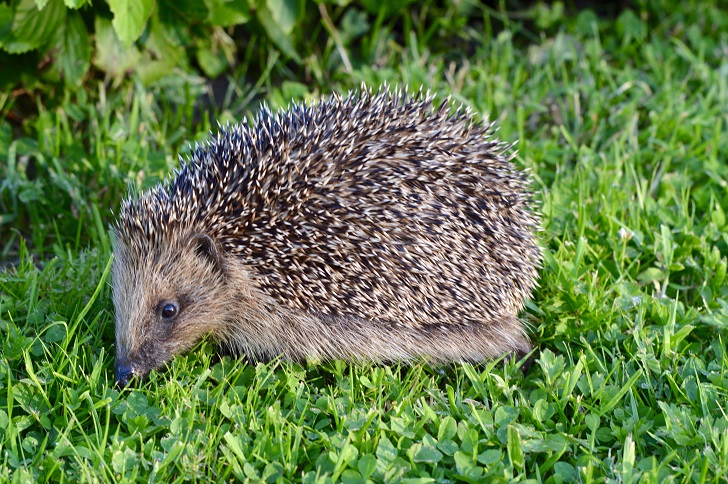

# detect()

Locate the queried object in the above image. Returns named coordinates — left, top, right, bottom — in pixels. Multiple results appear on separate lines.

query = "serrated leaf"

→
left=1, top=0, right=65, bottom=54
left=52, top=11, right=90, bottom=85
left=537, top=349, right=566, bottom=386
left=108, top=0, right=154, bottom=48
left=205, top=0, right=250, bottom=27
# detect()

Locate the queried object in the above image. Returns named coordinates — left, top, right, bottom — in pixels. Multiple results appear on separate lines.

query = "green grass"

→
left=2, top=1, right=728, bottom=482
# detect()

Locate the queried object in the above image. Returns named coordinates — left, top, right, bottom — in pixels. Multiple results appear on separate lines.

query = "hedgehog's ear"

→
left=188, top=233, right=223, bottom=274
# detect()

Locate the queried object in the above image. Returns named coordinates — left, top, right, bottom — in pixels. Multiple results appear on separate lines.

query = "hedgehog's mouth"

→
left=114, top=360, right=137, bottom=387
left=115, top=359, right=158, bottom=387
left=114, top=347, right=159, bottom=387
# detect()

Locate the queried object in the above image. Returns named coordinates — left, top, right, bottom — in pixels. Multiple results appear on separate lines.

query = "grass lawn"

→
left=1, top=1, right=728, bottom=482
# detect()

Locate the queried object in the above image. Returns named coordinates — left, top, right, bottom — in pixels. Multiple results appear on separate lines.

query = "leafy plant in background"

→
left=0, top=0, right=430, bottom=88
left=1, top=0, right=257, bottom=86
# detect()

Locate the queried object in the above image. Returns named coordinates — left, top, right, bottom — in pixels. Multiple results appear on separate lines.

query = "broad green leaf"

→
left=3, top=325, right=34, bottom=361
left=93, top=17, right=141, bottom=76
left=1, top=0, right=65, bottom=54
left=375, top=436, right=397, bottom=466
left=136, top=16, right=188, bottom=84
left=357, top=454, right=376, bottom=480
left=0, top=5, right=14, bottom=44
left=107, top=0, right=154, bottom=47
left=53, top=11, right=90, bottom=86
left=407, top=443, right=443, bottom=464
left=494, top=405, right=519, bottom=428
left=453, top=451, right=475, bottom=475
left=585, top=413, right=600, bottom=433
left=554, top=462, right=578, bottom=482
left=205, top=0, right=250, bottom=27
left=42, top=322, right=67, bottom=343
left=437, top=416, right=457, bottom=441
left=476, top=449, right=502, bottom=465
left=436, top=439, right=458, bottom=456
left=256, top=3, right=300, bottom=62
left=714, top=259, right=726, bottom=288
left=266, top=0, right=298, bottom=34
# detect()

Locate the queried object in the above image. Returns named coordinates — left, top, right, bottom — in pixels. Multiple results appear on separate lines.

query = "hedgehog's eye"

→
left=160, top=302, right=179, bottom=320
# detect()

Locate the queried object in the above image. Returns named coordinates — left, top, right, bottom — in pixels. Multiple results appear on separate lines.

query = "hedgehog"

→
left=111, top=87, right=541, bottom=386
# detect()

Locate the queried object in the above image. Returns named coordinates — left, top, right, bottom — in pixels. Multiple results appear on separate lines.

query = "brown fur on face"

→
left=111, top=233, right=238, bottom=382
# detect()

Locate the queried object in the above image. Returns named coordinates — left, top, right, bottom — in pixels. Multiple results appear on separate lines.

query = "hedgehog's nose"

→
left=115, top=362, right=134, bottom=387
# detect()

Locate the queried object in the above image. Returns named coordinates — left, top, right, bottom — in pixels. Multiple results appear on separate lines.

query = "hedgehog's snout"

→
left=114, top=337, right=170, bottom=386
left=115, top=361, right=134, bottom=387
left=114, top=353, right=148, bottom=387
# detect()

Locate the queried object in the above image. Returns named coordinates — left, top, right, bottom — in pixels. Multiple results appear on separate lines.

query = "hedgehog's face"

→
left=111, top=233, right=232, bottom=386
